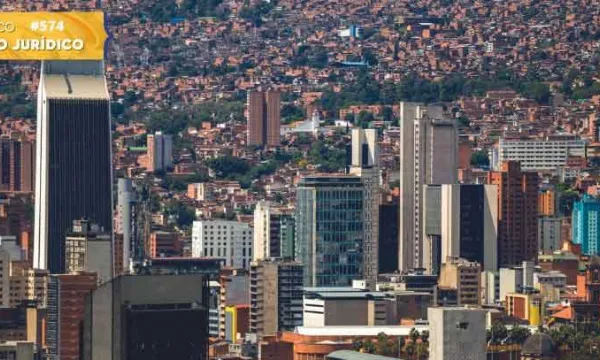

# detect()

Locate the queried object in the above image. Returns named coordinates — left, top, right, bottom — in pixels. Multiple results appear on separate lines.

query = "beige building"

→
left=9, top=262, right=48, bottom=308
left=303, top=286, right=396, bottom=327
left=439, top=257, right=481, bottom=306
left=146, top=131, right=173, bottom=172
left=65, top=219, right=113, bottom=285
left=187, top=182, right=214, bottom=201
left=249, top=259, right=303, bottom=339
left=0, top=341, right=35, bottom=360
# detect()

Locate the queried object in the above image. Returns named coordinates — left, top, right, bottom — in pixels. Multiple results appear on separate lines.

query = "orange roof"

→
left=552, top=306, right=573, bottom=320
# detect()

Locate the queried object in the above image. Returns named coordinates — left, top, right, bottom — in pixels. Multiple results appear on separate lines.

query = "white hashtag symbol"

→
left=30, top=21, right=39, bottom=31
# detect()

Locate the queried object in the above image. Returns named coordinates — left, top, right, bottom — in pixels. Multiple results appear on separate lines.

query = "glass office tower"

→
left=296, top=175, right=364, bottom=286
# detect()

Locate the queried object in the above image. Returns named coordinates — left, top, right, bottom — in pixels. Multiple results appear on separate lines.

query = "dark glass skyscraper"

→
left=296, top=175, right=364, bottom=286
left=34, top=61, right=113, bottom=273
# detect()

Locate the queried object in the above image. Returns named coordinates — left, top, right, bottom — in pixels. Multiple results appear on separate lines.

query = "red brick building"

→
left=487, top=161, right=538, bottom=266
left=46, top=272, right=97, bottom=360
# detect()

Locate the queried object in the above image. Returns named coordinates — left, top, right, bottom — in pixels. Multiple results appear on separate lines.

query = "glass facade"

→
left=573, top=195, right=600, bottom=255
left=296, top=176, right=364, bottom=287
left=46, top=98, right=113, bottom=273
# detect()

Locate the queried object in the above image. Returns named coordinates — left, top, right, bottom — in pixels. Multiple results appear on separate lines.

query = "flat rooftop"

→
left=43, top=74, right=109, bottom=100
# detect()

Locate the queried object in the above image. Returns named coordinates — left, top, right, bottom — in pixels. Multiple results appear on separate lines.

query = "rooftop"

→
left=294, top=325, right=429, bottom=337
left=43, top=74, right=109, bottom=100
left=327, top=350, right=402, bottom=360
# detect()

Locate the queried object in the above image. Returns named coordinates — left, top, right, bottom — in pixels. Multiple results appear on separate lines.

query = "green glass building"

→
left=296, top=175, right=364, bottom=286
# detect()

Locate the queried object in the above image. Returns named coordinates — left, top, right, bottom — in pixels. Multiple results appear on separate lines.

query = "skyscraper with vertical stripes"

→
left=34, top=61, right=113, bottom=273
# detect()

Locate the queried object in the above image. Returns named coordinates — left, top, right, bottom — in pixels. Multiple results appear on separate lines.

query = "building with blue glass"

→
left=573, top=195, right=600, bottom=254
left=296, top=175, right=364, bottom=287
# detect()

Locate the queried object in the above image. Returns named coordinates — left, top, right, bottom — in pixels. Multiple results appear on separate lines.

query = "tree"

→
left=409, top=328, right=420, bottom=344
left=206, top=156, right=250, bottom=178
left=382, top=106, right=394, bottom=122
left=281, top=104, right=305, bottom=123
left=166, top=202, right=196, bottom=229
left=487, top=322, right=508, bottom=345
left=357, top=111, right=374, bottom=128
left=509, top=324, right=531, bottom=345
left=471, top=150, right=490, bottom=168
left=363, top=339, right=376, bottom=354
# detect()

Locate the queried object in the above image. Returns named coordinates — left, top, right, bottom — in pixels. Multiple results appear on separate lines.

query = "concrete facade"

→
left=428, top=307, right=487, bottom=360
left=399, top=103, right=458, bottom=272
left=82, top=274, right=209, bottom=360
left=349, top=129, right=380, bottom=289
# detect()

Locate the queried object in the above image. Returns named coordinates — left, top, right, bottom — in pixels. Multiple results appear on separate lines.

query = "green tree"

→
left=471, top=150, right=490, bottom=168
left=487, top=321, right=508, bottom=345
left=363, top=339, right=376, bottom=354
left=382, top=106, right=394, bottom=122
left=508, top=324, right=531, bottom=345
left=206, top=156, right=250, bottom=178
left=409, top=328, right=420, bottom=344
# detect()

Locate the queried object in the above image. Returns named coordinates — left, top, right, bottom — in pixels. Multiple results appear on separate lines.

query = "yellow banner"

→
left=0, top=11, right=107, bottom=60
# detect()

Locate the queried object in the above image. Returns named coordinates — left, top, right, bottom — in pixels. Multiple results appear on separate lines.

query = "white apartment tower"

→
left=253, top=201, right=273, bottom=261
left=349, top=129, right=380, bottom=289
left=399, top=103, right=458, bottom=272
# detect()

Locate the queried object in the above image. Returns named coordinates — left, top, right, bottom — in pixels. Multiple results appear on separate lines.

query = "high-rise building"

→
left=428, top=307, right=487, bottom=360
left=440, top=184, right=498, bottom=271
left=296, top=175, right=364, bottom=287
left=378, top=204, right=399, bottom=274
left=81, top=274, right=210, bottom=360
left=146, top=131, right=173, bottom=172
left=116, top=178, right=136, bottom=274
left=573, top=195, right=600, bottom=255
left=422, top=185, right=442, bottom=275
left=9, top=262, right=48, bottom=308
left=253, top=201, right=294, bottom=261
left=487, top=161, right=538, bottom=266
left=538, top=216, right=563, bottom=253
left=0, top=135, right=35, bottom=193
left=46, top=272, right=97, bottom=360
left=249, top=259, right=303, bottom=339
left=192, top=220, right=253, bottom=269
left=247, top=90, right=281, bottom=147
left=34, top=61, right=113, bottom=273
left=438, top=258, right=482, bottom=306
left=538, top=189, right=556, bottom=216
left=64, top=219, right=112, bottom=284
left=148, top=230, right=181, bottom=258
left=0, top=197, right=33, bottom=263
left=349, top=129, right=380, bottom=288
left=0, top=246, right=10, bottom=307
left=399, top=102, right=458, bottom=272
left=280, top=215, right=296, bottom=259
left=497, top=136, right=586, bottom=172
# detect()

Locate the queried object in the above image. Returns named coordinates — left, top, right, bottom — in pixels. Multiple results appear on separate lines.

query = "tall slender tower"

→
left=399, top=102, right=458, bottom=272
left=117, top=178, right=136, bottom=273
left=349, top=129, right=379, bottom=289
left=34, top=61, right=113, bottom=273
